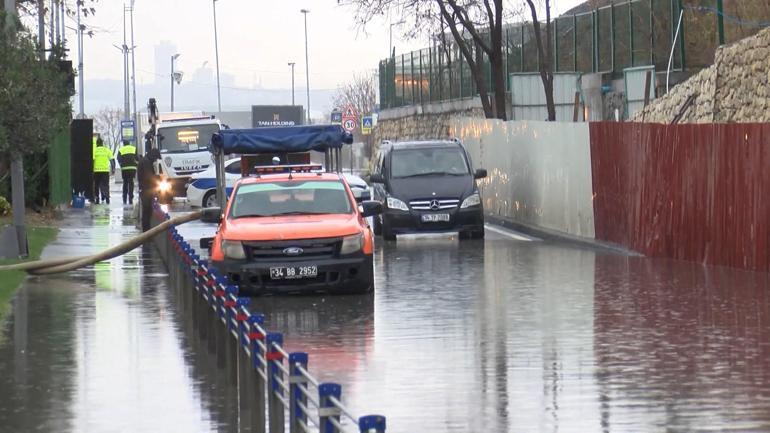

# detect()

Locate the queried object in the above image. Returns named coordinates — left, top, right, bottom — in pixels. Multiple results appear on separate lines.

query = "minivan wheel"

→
left=460, top=229, right=485, bottom=240
left=372, top=215, right=383, bottom=236
left=382, top=220, right=396, bottom=241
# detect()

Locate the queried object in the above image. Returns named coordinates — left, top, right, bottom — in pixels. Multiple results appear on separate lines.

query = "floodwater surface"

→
left=1, top=194, right=769, bottom=433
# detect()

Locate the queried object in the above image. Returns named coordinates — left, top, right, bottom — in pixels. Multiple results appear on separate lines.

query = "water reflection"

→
left=593, top=256, right=770, bottom=432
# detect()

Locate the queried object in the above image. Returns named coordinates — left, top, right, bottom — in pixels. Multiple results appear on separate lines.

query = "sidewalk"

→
left=0, top=178, right=232, bottom=433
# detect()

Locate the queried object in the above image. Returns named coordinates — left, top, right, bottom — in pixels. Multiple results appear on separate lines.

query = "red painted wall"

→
left=590, top=122, right=770, bottom=272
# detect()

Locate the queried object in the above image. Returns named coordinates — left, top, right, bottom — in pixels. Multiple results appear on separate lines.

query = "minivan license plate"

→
left=422, top=213, right=450, bottom=222
left=269, top=265, right=318, bottom=280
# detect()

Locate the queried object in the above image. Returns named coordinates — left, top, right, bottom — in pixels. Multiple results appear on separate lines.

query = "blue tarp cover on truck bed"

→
left=211, top=125, right=353, bottom=155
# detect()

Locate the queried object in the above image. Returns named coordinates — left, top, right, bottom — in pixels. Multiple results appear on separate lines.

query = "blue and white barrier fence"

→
left=150, top=204, right=386, bottom=433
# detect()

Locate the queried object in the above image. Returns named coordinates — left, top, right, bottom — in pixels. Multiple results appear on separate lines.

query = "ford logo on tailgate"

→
left=283, top=247, right=304, bottom=256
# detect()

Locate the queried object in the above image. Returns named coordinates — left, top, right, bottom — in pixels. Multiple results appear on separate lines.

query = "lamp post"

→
left=129, top=0, right=138, bottom=151
left=389, top=20, right=405, bottom=58
left=171, top=53, right=180, bottom=111
left=212, top=0, right=222, bottom=112
left=288, top=62, right=295, bottom=105
left=300, top=9, right=310, bottom=124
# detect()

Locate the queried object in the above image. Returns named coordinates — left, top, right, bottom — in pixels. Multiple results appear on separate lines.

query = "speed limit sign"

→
left=342, top=118, right=356, bottom=132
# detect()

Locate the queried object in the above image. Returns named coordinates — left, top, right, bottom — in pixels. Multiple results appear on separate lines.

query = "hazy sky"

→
left=76, top=0, right=585, bottom=93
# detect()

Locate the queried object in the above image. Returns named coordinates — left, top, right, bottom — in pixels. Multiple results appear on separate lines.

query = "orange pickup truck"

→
left=205, top=166, right=382, bottom=295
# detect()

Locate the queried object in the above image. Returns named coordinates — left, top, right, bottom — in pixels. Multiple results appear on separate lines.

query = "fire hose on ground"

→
left=0, top=210, right=203, bottom=275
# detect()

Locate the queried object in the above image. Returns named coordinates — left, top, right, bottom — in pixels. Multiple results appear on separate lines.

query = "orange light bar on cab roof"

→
left=253, top=164, right=323, bottom=174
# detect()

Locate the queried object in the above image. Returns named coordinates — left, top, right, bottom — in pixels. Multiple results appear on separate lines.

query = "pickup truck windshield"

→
left=157, top=123, right=219, bottom=153
left=391, top=147, right=470, bottom=178
left=230, top=180, right=352, bottom=218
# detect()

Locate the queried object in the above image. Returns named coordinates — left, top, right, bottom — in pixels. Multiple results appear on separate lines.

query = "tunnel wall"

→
left=590, top=122, right=770, bottom=272
left=450, top=118, right=596, bottom=239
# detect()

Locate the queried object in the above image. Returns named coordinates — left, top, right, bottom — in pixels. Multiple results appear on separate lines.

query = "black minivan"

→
left=369, top=139, right=487, bottom=240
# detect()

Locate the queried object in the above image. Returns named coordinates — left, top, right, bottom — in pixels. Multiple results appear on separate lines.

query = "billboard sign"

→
left=251, top=105, right=304, bottom=128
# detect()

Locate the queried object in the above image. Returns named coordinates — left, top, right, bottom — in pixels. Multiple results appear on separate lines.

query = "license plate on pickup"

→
left=269, top=265, right=318, bottom=280
left=421, top=213, right=450, bottom=222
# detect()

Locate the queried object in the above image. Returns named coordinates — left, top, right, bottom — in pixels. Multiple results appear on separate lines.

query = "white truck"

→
left=144, top=98, right=222, bottom=201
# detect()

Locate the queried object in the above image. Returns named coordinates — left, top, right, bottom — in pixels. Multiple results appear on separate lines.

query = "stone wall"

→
left=373, top=98, right=485, bottom=145
left=633, top=27, right=770, bottom=123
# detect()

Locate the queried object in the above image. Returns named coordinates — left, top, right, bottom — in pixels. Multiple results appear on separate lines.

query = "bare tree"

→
left=93, top=107, right=122, bottom=153
left=332, top=73, right=377, bottom=128
left=340, top=0, right=520, bottom=120
left=524, top=0, right=555, bottom=120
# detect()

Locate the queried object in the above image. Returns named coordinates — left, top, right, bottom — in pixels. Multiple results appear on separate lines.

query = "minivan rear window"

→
left=391, top=147, right=469, bottom=178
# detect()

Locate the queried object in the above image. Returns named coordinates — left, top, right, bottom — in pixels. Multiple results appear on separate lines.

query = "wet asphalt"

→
left=1, top=182, right=770, bottom=433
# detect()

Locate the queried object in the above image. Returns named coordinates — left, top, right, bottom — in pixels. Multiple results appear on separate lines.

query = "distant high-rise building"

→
left=192, top=64, right=214, bottom=85
left=154, top=41, right=177, bottom=84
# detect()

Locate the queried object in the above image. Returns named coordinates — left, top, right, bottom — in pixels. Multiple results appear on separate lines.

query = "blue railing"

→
left=151, top=205, right=386, bottom=433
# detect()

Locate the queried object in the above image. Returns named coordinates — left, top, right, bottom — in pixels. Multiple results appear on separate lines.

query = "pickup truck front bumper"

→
left=212, top=254, right=374, bottom=295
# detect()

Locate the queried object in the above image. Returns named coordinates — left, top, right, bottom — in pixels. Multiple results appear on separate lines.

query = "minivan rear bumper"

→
left=383, top=206, right=484, bottom=234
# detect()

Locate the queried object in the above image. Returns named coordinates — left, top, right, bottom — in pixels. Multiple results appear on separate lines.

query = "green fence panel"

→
left=377, top=0, right=769, bottom=108
left=48, top=129, right=71, bottom=206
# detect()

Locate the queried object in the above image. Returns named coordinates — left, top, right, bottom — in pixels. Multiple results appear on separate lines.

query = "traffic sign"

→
left=342, top=105, right=357, bottom=118
left=121, top=120, right=135, bottom=143
left=361, top=116, right=373, bottom=135
left=330, top=110, right=342, bottom=125
left=342, top=118, right=356, bottom=132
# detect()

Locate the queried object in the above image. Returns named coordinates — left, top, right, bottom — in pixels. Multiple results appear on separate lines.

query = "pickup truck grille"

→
left=409, top=198, right=460, bottom=210
left=243, top=238, right=341, bottom=261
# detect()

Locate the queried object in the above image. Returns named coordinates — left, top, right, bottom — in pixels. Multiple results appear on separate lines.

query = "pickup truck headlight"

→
left=221, top=240, right=246, bottom=260
left=386, top=197, right=409, bottom=211
left=460, top=193, right=481, bottom=208
left=158, top=179, right=171, bottom=193
left=340, top=233, right=363, bottom=255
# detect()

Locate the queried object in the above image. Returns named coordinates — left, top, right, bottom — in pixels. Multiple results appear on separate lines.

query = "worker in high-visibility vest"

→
left=117, top=140, right=138, bottom=205
left=93, top=138, right=115, bottom=204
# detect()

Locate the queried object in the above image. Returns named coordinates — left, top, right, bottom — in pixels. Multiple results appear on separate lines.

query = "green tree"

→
left=0, top=12, right=71, bottom=165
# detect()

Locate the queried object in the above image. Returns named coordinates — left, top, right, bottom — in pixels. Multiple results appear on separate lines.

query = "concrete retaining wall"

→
left=450, top=118, right=596, bottom=239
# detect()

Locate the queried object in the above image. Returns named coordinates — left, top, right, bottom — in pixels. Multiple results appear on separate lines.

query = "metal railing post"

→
left=318, top=383, right=342, bottom=433
left=629, top=0, right=635, bottom=67
left=266, top=332, right=285, bottom=433
left=289, top=352, right=308, bottom=433
left=358, top=415, right=387, bottom=433
left=249, top=314, right=267, bottom=432
left=572, top=14, right=578, bottom=72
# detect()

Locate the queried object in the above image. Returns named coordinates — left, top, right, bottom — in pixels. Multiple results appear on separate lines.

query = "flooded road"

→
left=1, top=193, right=770, bottom=432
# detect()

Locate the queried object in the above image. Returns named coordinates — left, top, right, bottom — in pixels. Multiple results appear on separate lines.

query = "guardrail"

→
left=150, top=205, right=386, bottom=433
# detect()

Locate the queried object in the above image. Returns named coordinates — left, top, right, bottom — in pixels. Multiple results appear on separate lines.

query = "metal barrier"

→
left=150, top=204, right=386, bottom=433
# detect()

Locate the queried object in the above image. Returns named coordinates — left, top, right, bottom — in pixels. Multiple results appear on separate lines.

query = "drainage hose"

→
left=0, top=210, right=202, bottom=275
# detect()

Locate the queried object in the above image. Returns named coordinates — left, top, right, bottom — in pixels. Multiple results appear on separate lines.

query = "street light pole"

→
left=389, top=20, right=404, bottom=58
left=4, top=0, right=28, bottom=258
left=301, top=9, right=310, bottom=124
left=77, top=4, right=84, bottom=117
left=212, top=0, right=222, bottom=112
left=122, top=3, right=130, bottom=121
left=129, top=0, right=138, bottom=151
left=171, top=53, right=180, bottom=111
left=288, top=62, right=295, bottom=105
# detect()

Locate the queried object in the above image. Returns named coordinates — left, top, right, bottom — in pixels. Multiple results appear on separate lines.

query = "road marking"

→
left=484, top=224, right=538, bottom=242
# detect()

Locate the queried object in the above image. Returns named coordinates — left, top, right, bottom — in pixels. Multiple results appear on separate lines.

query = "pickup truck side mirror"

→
left=355, top=190, right=372, bottom=203
left=200, top=207, right=222, bottom=224
left=361, top=200, right=383, bottom=218
left=474, top=168, right=488, bottom=179
left=369, top=173, right=385, bottom=183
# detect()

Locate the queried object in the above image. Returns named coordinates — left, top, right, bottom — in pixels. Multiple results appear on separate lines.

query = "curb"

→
left=486, top=215, right=642, bottom=256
